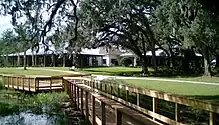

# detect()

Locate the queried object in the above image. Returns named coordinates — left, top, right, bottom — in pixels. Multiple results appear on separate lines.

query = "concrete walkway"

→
left=27, top=67, right=219, bottom=86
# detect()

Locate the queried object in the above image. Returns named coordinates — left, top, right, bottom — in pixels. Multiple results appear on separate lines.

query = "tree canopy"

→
left=0, top=0, right=218, bottom=75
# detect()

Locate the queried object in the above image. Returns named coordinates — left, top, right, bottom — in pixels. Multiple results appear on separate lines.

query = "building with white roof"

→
left=3, top=42, right=202, bottom=67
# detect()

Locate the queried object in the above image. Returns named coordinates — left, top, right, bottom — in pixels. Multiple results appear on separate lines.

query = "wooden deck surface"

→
left=4, top=79, right=63, bottom=92
left=66, top=79, right=159, bottom=125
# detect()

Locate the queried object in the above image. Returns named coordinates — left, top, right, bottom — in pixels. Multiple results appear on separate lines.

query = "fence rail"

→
left=64, top=78, right=160, bottom=125
left=64, top=77, right=219, bottom=125
left=1, top=74, right=89, bottom=92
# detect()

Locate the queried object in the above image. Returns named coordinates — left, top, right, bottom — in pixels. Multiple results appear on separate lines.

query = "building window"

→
left=111, top=59, right=118, bottom=66
left=103, top=59, right=106, bottom=64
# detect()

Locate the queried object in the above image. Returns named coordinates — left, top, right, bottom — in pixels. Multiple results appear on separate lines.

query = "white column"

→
left=133, top=56, right=137, bottom=66
left=97, top=56, right=102, bottom=66
left=108, top=55, right=111, bottom=66
left=89, top=56, right=92, bottom=66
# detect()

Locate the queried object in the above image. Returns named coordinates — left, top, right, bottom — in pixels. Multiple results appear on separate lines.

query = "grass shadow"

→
left=82, top=69, right=142, bottom=76
left=186, top=95, right=219, bottom=104
left=83, top=68, right=203, bottom=78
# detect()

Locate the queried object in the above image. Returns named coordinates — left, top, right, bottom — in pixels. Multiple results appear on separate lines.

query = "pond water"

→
left=0, top=91, right=82, bottom=125
left=0, top=111, right=59, bottom=125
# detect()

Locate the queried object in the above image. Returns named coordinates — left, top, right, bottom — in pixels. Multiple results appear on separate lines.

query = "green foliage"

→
left=119, top=57, right=133, bottom=67
left=0, top=91, right=67, bottom=116
left=0, top=29, right=17, bottom=55
left=1, top=0, right=219, bottom=75
left=0, top=79, right=3, bottom=90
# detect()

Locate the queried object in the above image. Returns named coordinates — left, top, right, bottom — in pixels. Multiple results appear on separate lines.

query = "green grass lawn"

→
left=46, top=66, right=219, bottom=82
left=1, top=67, right=219, bottom=103
left=0, top=67, right=72, bottom=76
left=47, top=66, right=150, bottom=75
left=122, top=79, right=219, bottom=103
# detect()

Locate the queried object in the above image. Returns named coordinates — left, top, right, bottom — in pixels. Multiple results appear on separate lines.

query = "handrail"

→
left=67, top=77, right=219, bottom=113
left=64, top=79, right=161, bottom=125
left=64, top=77, right=219, bottom=125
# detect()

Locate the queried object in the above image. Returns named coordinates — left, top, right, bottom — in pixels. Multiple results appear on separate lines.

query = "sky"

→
left=0, top=15, right=13, bottom=36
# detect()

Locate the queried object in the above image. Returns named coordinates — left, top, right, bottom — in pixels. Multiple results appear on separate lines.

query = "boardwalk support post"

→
left=115, top=108, right=122, bottom=125
left=175, top=103, right=179, bottom=122
left=153, top=97, right=158, bottom=121
left=85, top=92, right=89, bottom=121
left=81, top=89, right=84, bottom=115
left=92, top=96, right=96, bottom=125
left=209, top=112, right=216, bottom=125
left=101, top=101, right=106, bottom=125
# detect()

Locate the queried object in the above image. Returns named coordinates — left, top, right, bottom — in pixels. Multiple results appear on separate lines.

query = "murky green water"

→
left=0, top=90, right=83, bottom=125
left=0, top=111, right=60, bottom=125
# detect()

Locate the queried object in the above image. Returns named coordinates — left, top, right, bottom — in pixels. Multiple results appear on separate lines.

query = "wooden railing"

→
left=64, top=77, right=219, bottom=125
left=64, top=78, right=161, bottom=125
left=1, top=74, right=89, bottom=92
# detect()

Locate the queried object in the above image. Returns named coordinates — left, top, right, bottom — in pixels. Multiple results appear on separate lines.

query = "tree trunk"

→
left=17, top=54, right=20, bottom=67
left=52, top=53, right=55, bottom=67
left=43, top=54, right=46, bottom=67
left=202, top=45, right=211, bottom=76
left=35, top=55, right=37, bottom=66
left=6, top=55, right=8, bottom=67
left=183, top=49, right=190, bottom=73
left=24, top=49, right=27, bottom=70
left=141, top=56, right=149, bottom=74
left=216, top=55, right=219, bottom=68
left=151, top=44, right=157, bottom=71
left=170, top=55, right=175, bottom=68
left=32, top=51, right=34, bottom=67
left=63, top=54, right=66, bottom=67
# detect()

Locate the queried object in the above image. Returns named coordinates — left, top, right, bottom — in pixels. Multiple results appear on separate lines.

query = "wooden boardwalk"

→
left=64, top=77, right=219, bottom=125
left=1, top=74, right=89, bottom=92
left=65, top=78, right=161, bottom=125
left=1, top=74, right=219, bottom=125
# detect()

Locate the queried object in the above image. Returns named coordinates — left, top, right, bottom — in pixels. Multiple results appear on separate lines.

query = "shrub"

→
left=119, top=57, right=133, bottom=67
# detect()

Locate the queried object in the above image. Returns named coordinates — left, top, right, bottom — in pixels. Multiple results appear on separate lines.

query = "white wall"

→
left=103, top=54, right=118, bottom=66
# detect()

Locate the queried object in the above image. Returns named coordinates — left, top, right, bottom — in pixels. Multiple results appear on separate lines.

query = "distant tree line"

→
left=0, top=0, right=218, bottom=76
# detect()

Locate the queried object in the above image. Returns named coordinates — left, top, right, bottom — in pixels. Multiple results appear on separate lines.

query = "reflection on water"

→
left=0, top=110, right=65, bottom=125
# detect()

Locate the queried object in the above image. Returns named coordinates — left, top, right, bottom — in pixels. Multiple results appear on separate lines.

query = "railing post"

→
left=153, top=97, right=158, bottom=121
left=85, top=92, right=89, bottom=121
left=62, top=78, right=64, bottom=90
left=92, top=96, right=96, bottom=125
left=209, top=112, right=216, bottom=125
left=37, top=79, right=40, bottom=91
left=137, top=93, right=140, bottom=106
left=28, top=77, right=30, bottom=91
left=101, top=101, right=106, bottom=125
left=77, top=87, right=79, bottom=109
left=175, top=103, right=180, bottom=122
left=71, top=84, right=74, bottom=99
left=115, top=108, right=122, bottom=125
left=12, top=77, right=14, bottom=89
left=7, top=76, right=9, bottom=88
left=22, top=77, right=24, bottom=90
left=126, top=87, right=129, bottom=101
left=110, top=84, right=113, bottom=95
left=93, top=81, right=95, bottom=88
left=50, top=78, right=52, bottom=90
left=69, top=83, right=72, bottom=98
left=100, top=82, right=102, bottom=91
left=118, top=85, right=120, bottom=97
left=16, top=77, right=19, bottom=89
left=105, top=84, right=107, bottom=93
left=34, top=78, right=37, bottom=92
left=74, top=85, right=76, bottom=103
left=81, top=89, right=84, bottom=115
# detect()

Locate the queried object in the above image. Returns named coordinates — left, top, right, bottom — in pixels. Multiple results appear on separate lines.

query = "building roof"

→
left=120, top=49, right=167, bottom=57
left=7, top=43, right=110, bottom=56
